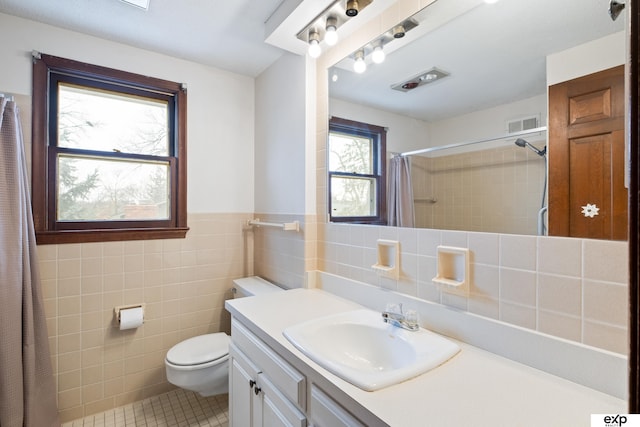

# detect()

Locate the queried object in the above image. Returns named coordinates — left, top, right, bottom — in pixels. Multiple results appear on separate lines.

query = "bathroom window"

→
left=32, top=53, right=188, bottom=244
left=328, top=117, right=386, bottom=224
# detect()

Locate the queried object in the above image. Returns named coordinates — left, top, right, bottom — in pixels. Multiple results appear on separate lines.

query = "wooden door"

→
left=548, top=65, right=627, bottom=240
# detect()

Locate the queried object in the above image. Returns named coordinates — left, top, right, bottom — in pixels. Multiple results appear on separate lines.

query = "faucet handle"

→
left=405, top=309, right=419, bottom=327
left=385, top=302, right=403, bottom=315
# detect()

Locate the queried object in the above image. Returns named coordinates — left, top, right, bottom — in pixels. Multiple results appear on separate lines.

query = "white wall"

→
left=329, top=97, right=432, bottom=153
left=547, top=31, right=626, bottom=86
left=331, top=94, right=547, bottom=156
left=428, top=94, right=547, bottom=154
left=254, top=52, right=306, bottom=214
left=0, top=12, right=255, bottom=214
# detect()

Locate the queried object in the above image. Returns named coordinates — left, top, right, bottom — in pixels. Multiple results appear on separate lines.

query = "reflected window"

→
left=328, top=117, right=386, bottom=224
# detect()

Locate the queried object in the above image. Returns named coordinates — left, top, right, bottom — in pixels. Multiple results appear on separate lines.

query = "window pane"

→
left=329, top=132, right=373, bottom=174
left=57, top=155, right=170, bottom=221
left=58, top=83, right=169, bottom=156
left=331, top=176, right=376, bottom=217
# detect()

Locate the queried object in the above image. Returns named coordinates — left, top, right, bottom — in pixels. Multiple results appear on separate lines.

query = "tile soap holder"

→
left=372, top=239, right=400, bottom=279
left=433, top=245, right=470, bottom=295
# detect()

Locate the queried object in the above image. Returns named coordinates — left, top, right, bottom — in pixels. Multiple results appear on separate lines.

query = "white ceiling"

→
left=0, top=0, right=626, bottom=120
left=0, top=0, right=287, bottom=77
left=330, top=0, right=626, bottom=122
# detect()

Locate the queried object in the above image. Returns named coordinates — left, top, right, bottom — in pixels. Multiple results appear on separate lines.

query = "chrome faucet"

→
left=381, top=303, right=419, bottom=331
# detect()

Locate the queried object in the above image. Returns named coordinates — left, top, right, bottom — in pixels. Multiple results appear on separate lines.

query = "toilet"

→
left=164, top=276, right=283, bottom=396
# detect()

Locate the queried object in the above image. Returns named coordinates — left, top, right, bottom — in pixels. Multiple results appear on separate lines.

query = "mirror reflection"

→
left=328, top=0, right=626, bottom=239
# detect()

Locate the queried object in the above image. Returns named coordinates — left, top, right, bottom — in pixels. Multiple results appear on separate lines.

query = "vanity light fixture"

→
left=609, top=1, right=625, bottom=21
left=325, top=16, right=339, bottom=46
left=346, top=18, right=417, bottom=74
left=296, top=0, right=373, bottom=57
left=371, top=41, right=385, bottom=64
left=346, top=0, right=359, bottom=17
left=392, top=24, right=406, bottom=38
left=353, top=49, right=367, bottom=73
left=308, top=29, right=322, bottom=58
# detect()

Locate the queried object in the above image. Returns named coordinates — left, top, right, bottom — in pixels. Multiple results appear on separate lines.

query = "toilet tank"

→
left=232, top=276, right=283, bottom=298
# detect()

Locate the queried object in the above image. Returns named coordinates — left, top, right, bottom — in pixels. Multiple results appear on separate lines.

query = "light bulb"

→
left=325, top=27, right=338, bottom=46
left=353, top=58, right=366, bottom=73
left=346, top=0, right=359, bottom=17
left=331, top=71, right=338, bottom=82
left=325, top=16, right=338, bottom=46
left=308, top=40, right=322, bottom=58
left=371, top=45, right=385, bottom=64
left=308, top=29, right=321, bottom=58
left=353, top=50, right=366, bottom=73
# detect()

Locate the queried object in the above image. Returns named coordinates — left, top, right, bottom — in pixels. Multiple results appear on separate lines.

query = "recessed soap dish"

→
left=372, top=239, right=400, bottom=279
left=433, top=245, right=470, bottom=295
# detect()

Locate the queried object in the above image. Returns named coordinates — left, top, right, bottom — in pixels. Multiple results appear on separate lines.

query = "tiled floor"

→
left=62, top=389, right=229, bottom=427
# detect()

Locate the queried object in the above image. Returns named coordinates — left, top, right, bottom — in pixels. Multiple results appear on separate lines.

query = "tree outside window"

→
left=32, top=53, right=188, bottom=244
left=328, top=117, right=386, bottom=224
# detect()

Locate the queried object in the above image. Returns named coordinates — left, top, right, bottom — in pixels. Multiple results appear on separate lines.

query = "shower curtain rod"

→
left=398, top=126, right=547, bottom=157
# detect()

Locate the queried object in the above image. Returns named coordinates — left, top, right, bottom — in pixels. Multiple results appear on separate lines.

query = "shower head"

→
left=514, top=138, right=546, bottom=157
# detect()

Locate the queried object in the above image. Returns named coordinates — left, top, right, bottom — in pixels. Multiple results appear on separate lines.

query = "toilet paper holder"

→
left=114, top=303, right=146, bottom=324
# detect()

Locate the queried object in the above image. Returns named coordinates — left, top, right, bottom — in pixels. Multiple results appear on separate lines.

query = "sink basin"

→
left=283, top=309, right=460, bottom=391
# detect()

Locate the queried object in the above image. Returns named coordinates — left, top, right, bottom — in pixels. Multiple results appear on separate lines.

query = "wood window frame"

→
left=328, top=116, right=387, bottom=225
left=32, top=54, right=188, bottom=244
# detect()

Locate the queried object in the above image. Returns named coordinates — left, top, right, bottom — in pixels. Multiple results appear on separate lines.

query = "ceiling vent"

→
left=391, top=67, right=450, bottom=92
left=507, top=115, right=539, bottom=133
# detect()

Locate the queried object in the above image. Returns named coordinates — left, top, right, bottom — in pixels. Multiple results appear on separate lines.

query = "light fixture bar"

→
left=345, top=18, right=418, bottom=73
left=295, top=0, right=373, bottom=44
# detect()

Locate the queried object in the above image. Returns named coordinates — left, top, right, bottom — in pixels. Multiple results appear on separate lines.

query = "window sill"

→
left=35, top=227, right=189, bottom=245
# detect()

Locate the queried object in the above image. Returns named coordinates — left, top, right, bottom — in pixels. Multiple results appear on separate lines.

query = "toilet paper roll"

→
left=119, top=306, right=144, bottom=330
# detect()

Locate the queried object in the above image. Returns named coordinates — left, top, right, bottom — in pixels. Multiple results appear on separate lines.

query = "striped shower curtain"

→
left=0, top=96, right=60, bottom=427
left=387, top=155, right=415, bottom=227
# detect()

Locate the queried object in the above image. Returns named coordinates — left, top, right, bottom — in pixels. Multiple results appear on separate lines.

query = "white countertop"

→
left=226, top=288, right=626, bottom=427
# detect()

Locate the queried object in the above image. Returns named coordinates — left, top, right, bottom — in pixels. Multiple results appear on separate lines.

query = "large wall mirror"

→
left=328, top=0, right=626, bottom=240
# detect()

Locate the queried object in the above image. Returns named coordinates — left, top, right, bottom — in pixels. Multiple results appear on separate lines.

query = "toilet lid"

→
left=166, top=333, right=230, bottom=366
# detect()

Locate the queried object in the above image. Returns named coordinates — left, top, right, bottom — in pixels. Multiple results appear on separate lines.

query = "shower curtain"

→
left=388, top=155, right=415, bottom=227
left=0, top=97, right=60, bottom=427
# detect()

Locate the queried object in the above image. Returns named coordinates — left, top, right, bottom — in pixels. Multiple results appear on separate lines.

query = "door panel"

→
left=548, top=65, right=627, bottom=239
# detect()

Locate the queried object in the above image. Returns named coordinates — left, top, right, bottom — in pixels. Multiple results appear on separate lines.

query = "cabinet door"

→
left=230, top=344, right=262, bottom=427
left=309, top=385, right=364, bottom=427
left=259, top=374, right=306, bottom=427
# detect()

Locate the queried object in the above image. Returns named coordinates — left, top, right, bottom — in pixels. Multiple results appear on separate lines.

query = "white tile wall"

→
left=319, top=223, right=628, bottom=354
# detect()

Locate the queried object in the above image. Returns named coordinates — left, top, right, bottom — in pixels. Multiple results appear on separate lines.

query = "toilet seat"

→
left=166, top=333, right=230, bottom=368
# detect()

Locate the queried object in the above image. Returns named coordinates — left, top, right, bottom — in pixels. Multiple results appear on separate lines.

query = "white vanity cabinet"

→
left=229, top=319, right=307, bottom=427
left=227, top=286, right=626, bottom=427
left=308, top=385, right=365, bottom=427
left=229, top=343, right=261, bottom=427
